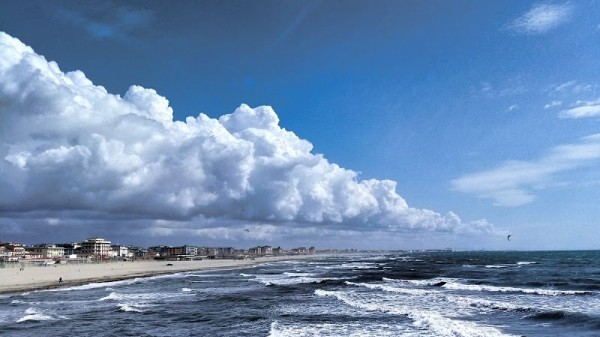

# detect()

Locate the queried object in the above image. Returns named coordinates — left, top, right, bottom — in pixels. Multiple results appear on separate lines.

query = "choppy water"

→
left=1, top=251, right=600, bottom=337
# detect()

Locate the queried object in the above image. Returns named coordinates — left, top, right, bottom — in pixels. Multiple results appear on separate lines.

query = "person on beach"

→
left=59, top=277, right=62, bottom=283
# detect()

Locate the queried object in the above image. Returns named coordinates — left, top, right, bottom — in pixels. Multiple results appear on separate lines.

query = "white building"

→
left=81, top=238, right=112, bottom=258
left=31, top=244, right=65, bottom=258
left=112, top=245, right=132, bottom=258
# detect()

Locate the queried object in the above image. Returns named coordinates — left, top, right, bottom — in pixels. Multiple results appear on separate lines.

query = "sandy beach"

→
left=0, top=255, right=316, bottom=294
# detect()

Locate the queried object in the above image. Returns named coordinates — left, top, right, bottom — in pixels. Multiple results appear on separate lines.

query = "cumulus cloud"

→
left=452, top=134, right=600, bottom=207
left=506, top=3, right=573, bottom=35
left=0, top=32, right=494, bottom=241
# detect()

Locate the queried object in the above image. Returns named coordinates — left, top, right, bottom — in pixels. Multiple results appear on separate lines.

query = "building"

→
left=128, top=247, right=149, bottom=258
left=166, top=246, right=184, bottom=256
left=148, top=245, right=168, bottom=257
left=291, top=247, right=308, bottom=254
left=31, top=244, right=65, bottom=258
left=247, top=246, right=262, bottom=255
left=0, top=245, right=11, bottom=262
left=183, top=245, right=198, bottom=256
left=112, top=245, right=132, bottom=258
left=219, top=247, right=235, bottom=257
left=0, top=242, right=26, bottom=261
left=57, top=243, right=81, bottom=256
left=80, top=238, right=112, bottom=258
left=248, top=245, right=273, bottom=256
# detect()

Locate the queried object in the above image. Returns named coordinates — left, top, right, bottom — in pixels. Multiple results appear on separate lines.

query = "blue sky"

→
left=1, top=1, right=599, bottom=249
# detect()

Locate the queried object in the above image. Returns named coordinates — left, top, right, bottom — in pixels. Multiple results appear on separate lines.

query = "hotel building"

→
left=80, top=237, right=112, bottom=258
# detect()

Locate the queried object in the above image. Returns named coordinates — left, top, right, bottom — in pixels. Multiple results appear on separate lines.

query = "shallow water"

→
left=1, top=251, right=599, bottom=337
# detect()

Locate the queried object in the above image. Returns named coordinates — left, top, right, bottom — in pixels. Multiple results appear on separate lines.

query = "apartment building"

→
left=80, top=237, right=112, bottom=258
left=31, top=244, right=65, bottom=258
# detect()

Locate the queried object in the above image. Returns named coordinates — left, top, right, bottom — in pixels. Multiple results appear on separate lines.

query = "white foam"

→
left=411, top=310, right=516, bottom=337
left=441, top=281, right=590, bottom=296
left=267, top=320, right=416, bottom=337
left=383, top=277, right=590, bottom=296
left=349, top=279, right=532, bottom=314
left=250, top=274, right=351, bottom=286
left=445, top=295, right=524, bottom=312
left=186, top=273, right=229, bottom=278
left=346, top=281, right=433, bottom=296
left=462, top=262, right=536, bottom=268
left=283, top=272, right=317, bottom=277
left=117, top=303, right=147, bottom=313
left=16, top=308, right=55, bottom=323
left=181, top=288, right=194, bottom=292
left=353, top=277, right=598, bottom=321
left=322, top=262, right=378, bottom=270
left=39, top=278, right=138, bottom=293
left=315, top=290, right=518, bottom=337
left=99, top=291, right=193, bottom=302
left=383, top=277, right=457, bottom=286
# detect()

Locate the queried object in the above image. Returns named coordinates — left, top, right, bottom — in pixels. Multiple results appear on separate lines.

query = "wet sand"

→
left=0, top=255, right=315, bottom=294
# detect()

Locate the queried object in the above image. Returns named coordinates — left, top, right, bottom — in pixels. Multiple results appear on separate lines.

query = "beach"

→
left=0, top=255, right=313, bottom=294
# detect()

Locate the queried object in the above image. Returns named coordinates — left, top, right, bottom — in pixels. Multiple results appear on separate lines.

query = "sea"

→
left=1, top=251, right=599, bottom=337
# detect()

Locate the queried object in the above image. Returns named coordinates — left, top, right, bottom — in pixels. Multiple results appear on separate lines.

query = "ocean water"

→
left=1, top=251, right=599, bottom=337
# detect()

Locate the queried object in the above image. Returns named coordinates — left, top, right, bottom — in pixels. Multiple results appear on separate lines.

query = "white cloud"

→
left=544, top=100, right=562, bottom=109
left=0, top=32, right=494, bottom=240
left=560, top=105, right=600, bottom=119
left=507, top=3, right=573, bottom=35
left=559, top=98, right=600, bottom=119
left=552, top=80, right=577, bottom=93
left=550, top=80, right=596, bottom=95
left=507, top=104, right=519, bottom=112
left=452, top=134, right=600, bottom=207
left=473, top=78, right=528, bottom=99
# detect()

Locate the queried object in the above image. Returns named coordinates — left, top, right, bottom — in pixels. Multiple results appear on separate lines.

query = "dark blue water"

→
left=1, top=251, right=600, bottom=336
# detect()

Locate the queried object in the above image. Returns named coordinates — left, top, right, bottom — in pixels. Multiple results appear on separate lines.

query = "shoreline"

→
left=0, top=255, right=322, bottom=295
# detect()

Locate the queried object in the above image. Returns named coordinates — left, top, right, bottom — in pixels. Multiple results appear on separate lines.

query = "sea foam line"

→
left=267, top=320, right=415, bottom=337
left=382, top=277, right=592, bottom=296
left=315, top=290, right=518, bottom=337
left=16, top=307, right=66, bottom=323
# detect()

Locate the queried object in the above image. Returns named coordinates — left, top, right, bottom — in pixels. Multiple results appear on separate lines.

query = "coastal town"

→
left=0, top=237, right=319, bottom=266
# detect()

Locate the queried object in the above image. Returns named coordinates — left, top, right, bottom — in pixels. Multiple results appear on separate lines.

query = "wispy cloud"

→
left=559, top=98, right=600, bottom=119
left=472, top=78, right=528, bottom=99
left=55, top=4, right=154, bottom=43
left=452, top=134, right=600, bottom=207
left=544, top=100, right=562, bottom=109
left=552, top=80, right=577, bottom=93
left=554, top=81, right=594, bottom=96
left=506, top=3, right=574, bottom=35
left=507, top=104, right=519, bottom=112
